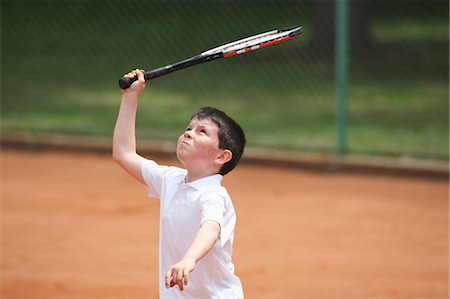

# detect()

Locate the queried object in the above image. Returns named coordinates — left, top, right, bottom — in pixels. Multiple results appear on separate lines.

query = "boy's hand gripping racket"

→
left=119, top=26, right=303, bottom=89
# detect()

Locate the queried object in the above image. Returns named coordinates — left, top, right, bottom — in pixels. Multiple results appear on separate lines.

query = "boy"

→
left=113, top=69, right=245, bottom=298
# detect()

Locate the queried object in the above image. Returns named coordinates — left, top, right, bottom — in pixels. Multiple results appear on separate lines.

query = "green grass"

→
left=1, top=2, right=449, bottom=160
left=373, top=19, right=449, bottom=42
left=348, top=79, right=448, bottom=158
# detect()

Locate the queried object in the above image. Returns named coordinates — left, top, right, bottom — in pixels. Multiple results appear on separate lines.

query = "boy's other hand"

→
left=121, top=69, right=146, bottom=96
left=165, top=256, right=196, bottom=291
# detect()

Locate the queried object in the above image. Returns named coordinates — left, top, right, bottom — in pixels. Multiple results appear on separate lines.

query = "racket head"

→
left=201, top=26, right=303, bottom=58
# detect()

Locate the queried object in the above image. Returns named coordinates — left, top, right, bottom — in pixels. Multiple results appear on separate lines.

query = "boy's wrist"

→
left=182, top=254, right=197, bottom=263
left=121, top=93, right=139, bottom=102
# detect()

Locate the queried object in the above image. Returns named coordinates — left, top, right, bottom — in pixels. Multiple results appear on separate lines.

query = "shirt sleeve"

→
left=199, top=191, right=232, bottom=247
left=140, top=159, right=162, bottom=198
left=141, top=159, right=184, bottom=199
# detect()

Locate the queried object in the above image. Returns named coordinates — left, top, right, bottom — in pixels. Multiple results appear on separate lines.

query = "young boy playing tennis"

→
left=113, top=69, right=245, bottom=298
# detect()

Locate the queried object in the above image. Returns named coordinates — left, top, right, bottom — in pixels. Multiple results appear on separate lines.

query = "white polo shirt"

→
left=141, top=159, right=244, bottom=299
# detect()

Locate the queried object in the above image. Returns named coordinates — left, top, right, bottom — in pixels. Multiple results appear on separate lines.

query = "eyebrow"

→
left=187, top=118, right=218, bottom=131
left=198, top=125, right=210, bottom=132
left=186, top=123, right=210, bottom=131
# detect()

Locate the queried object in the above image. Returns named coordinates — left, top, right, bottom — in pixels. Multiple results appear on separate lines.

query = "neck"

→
left=185, top=169, right=219, bottom=183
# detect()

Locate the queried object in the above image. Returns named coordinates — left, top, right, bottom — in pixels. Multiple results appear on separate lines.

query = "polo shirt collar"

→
left=185, top=174, right=223, bottom=190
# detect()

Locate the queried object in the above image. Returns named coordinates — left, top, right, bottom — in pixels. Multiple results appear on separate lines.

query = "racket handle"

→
left=118, top=53, right=222, bottom=89
left=118, top=76, right=138, bottom=89
left=118, top=66, right=174, bottom=89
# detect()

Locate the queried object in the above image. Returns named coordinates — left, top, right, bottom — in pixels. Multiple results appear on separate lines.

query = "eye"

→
left=185, top=127, right=192, bottom=131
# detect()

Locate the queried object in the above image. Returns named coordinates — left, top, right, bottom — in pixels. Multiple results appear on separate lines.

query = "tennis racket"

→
left=119, top=26, right=303, bottom=89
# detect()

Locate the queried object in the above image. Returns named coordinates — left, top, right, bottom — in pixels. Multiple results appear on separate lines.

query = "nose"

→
left=183, top=130, right=192, bottom=139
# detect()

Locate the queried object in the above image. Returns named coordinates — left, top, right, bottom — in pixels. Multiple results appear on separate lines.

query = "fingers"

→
left=165, top=269, right=172, bottom=289
left=176, top=269, right=184, bottom=291
left=122, top=69, right=146, bottom=92
left=165, top=267, right=190, bottom=291
left=124, top=69, right=145, bottom=79
left=183, top=269, right=189, bottom=287
left=135, top=69, right=145, bottom=83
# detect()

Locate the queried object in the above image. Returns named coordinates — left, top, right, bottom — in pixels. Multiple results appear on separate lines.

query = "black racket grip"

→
left=118, top=76, right=138, bottom=89
left=118, top=66, right=174, bottom=89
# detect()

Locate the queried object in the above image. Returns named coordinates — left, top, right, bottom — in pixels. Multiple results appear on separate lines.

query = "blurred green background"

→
left=2, top=1, right=448, bottom=160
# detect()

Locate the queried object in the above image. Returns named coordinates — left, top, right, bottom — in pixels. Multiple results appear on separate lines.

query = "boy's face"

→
left=176, top=117, right=224, bottom=172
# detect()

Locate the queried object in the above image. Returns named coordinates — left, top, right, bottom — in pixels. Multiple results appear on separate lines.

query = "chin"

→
left=176, top=151, right=186, bottom=166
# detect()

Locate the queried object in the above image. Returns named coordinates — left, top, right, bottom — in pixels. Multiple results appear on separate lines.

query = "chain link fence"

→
left=2, top=1, right=448, bottom=160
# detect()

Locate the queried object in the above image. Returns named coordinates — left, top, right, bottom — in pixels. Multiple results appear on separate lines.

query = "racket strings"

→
left=202, top=29, right=297, bottom=56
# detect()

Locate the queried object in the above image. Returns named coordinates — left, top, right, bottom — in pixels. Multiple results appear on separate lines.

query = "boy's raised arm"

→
left=112, top=69, right=146, bottom=184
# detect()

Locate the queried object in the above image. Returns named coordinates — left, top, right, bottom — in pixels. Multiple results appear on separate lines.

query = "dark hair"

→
left=191, top=107, right=246, bottom=175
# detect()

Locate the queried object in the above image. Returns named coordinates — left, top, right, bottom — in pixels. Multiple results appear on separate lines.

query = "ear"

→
left=215, top=149, right=232, bottom=165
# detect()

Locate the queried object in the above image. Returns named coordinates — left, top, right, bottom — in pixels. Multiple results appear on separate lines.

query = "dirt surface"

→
left=1, top=149, right=448, bottom=299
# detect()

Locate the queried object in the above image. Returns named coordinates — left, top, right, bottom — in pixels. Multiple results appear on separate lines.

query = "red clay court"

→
left=1, top=149, right=448, bottom=298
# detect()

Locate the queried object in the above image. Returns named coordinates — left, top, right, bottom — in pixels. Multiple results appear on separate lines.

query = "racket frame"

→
left=119, top=26, right=303, bottom=89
